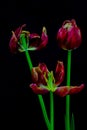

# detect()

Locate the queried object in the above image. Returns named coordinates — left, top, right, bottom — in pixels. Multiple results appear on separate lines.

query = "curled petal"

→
left=30, top=83, right=49, bottom=94
left=14, top=24, right=26, bottom=38
left=54, top=84, right=84, bottom=97
left=38, top=26, right=48, bottom=50
left=9, top=31, right=18, bottom=53
left=9, top=24, right=26, bottom=53
left=31, top=63, right=48, bottom=85
left=63, top=20, right=71, bottom=26
left=54, top=86, right=69, bottom=97
left=31, top=67, right=41, bottom=82
left=38, top=63, right=49, bottom=74
left=29, top=27, right=48, bottom=50
left=68, top=84, right=84, bottom=94
left=28, top=33, right=41, bottom=50
left=55, top=61, right=64, bottom=86
left=29, top=33, right=40, bottom=39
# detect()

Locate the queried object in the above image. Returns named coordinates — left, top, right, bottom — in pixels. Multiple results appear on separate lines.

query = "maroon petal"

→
left=9, top=24, right=26, bottom=53
left=28, top=27, right=48, bottom=50
left=55, top=61, right=65, bottom=86
left=54, top=86, right=69, bottom=97
left=37, top=27, right=48, bottom=50
left=29, top=33, right=41, bottom=50
left=31, top=67, right=40, bottom=82
left=66, top=27, right=82, bottom=49
left=14, top=24, right=26, bottom=38
left=30, top=83, right=49, bottom=94
left=38, top=63, right=49, bottom=74
left=9, top=31, right=18, bottom=53
left=71, top=19, right=77, bottom=27
left=29, top=33, right=40, bottom=39
left=68, top=84, right=84, bottom=94
left=31, top=63, right=48, bottom=85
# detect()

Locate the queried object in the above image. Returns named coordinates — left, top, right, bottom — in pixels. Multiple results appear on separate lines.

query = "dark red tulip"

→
left=29, top=61, right=84, bottom=96
left=57, top=19, right=82, bottom=50
left=9, top=25, right=48, bottom=53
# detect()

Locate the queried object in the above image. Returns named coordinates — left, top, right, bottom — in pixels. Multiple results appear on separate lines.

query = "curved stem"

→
left=20, top=34, right=50, bottom=129
left=65, top=50, right=72, bottom=130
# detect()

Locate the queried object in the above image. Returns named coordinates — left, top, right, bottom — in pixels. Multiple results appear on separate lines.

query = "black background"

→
left=0, top=0, right=87, bottom=130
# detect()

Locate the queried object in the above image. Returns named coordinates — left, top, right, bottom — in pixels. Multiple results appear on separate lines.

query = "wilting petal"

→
left=54, top=86, right=69, bottom=97
left=37, top=27, right=48, bottom=50
left=38, top=63, right=48, bottom=85
left=55, top=61, right=65, bottom=86
left=14, top=24, right=26, bottom=38
left=29, top=27, right=48, bottom=50
left=9, top=24, right=26, bottom=53
left=31, top=63, right=48, bottom=85
left=31, top=67, right=41, bottom=82
left=30, top=83, right=49, bottom=94
left=28, top=33, right=41, bottom=50
left=68, top=84, right=84, bottom=94
left=54, top=84, right=84, bottom=97
left=9, top=31, right=18, bottom=53
left=29, top=33, right=40, bottom=39
left=38, top=63, right=49, bottom=74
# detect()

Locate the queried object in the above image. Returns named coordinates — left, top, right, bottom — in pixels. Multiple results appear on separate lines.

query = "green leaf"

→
left=71, top=113, right=75, bottom=130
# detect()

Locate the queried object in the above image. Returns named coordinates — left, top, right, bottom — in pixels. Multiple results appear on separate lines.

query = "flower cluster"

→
left=9, top=19, right=84, bottom=96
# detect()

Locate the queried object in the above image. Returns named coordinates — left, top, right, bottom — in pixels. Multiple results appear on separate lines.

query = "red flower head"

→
left=9, top=25, right=48, bottom=53
left=30, top=61, right=84, bottom=97
left=57, top=19, right=82, bottom=50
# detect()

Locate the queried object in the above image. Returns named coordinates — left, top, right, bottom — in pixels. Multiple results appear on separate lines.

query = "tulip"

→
left=30, top=61, right=84, bottom=97
left=9, top=24, right=48, bottom=53
left=57, top=19, right=82, bottom=50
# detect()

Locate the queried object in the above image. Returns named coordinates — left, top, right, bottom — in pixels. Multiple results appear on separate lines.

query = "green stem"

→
left=38, top=95, right=50, bottom=130
left=25, top=50, right=33, bottom=71
left=65, top=50, right=72, bottom=130
left=50, top=91, right=54, bottom=130
left=20, top=35, right=50, bottom=129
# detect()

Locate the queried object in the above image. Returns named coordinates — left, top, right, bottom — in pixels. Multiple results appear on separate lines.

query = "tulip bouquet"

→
left=9, top=19, right=84, bottom=130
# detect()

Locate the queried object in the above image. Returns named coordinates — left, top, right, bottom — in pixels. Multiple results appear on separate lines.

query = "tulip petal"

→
left=30, top=83, right=49, bottom=94
left=68, top=84, right=84, bottom=94
left=9, top=24, right=26, bottom=53
left=54, top=84, right=84, bottom=97
left=9, top=31, right=18, bottom=53
left=37, top=27, right=48, bottom=50
left=14, top=24, right=26, bottom=38
left=38, top=63, right=49, bottom=74
left=31, top=67, right=40, bottom=82
left=29, top=33, right=41, bottom=50
left=29, top=27, right=48, bottom=50
left=29, top=33, right=40, bottom=39
left=54, top=86, right=69, bottom=97
left=55, top=61, right=65, bottom=86
left=31, top=63, right=48, bottom=85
